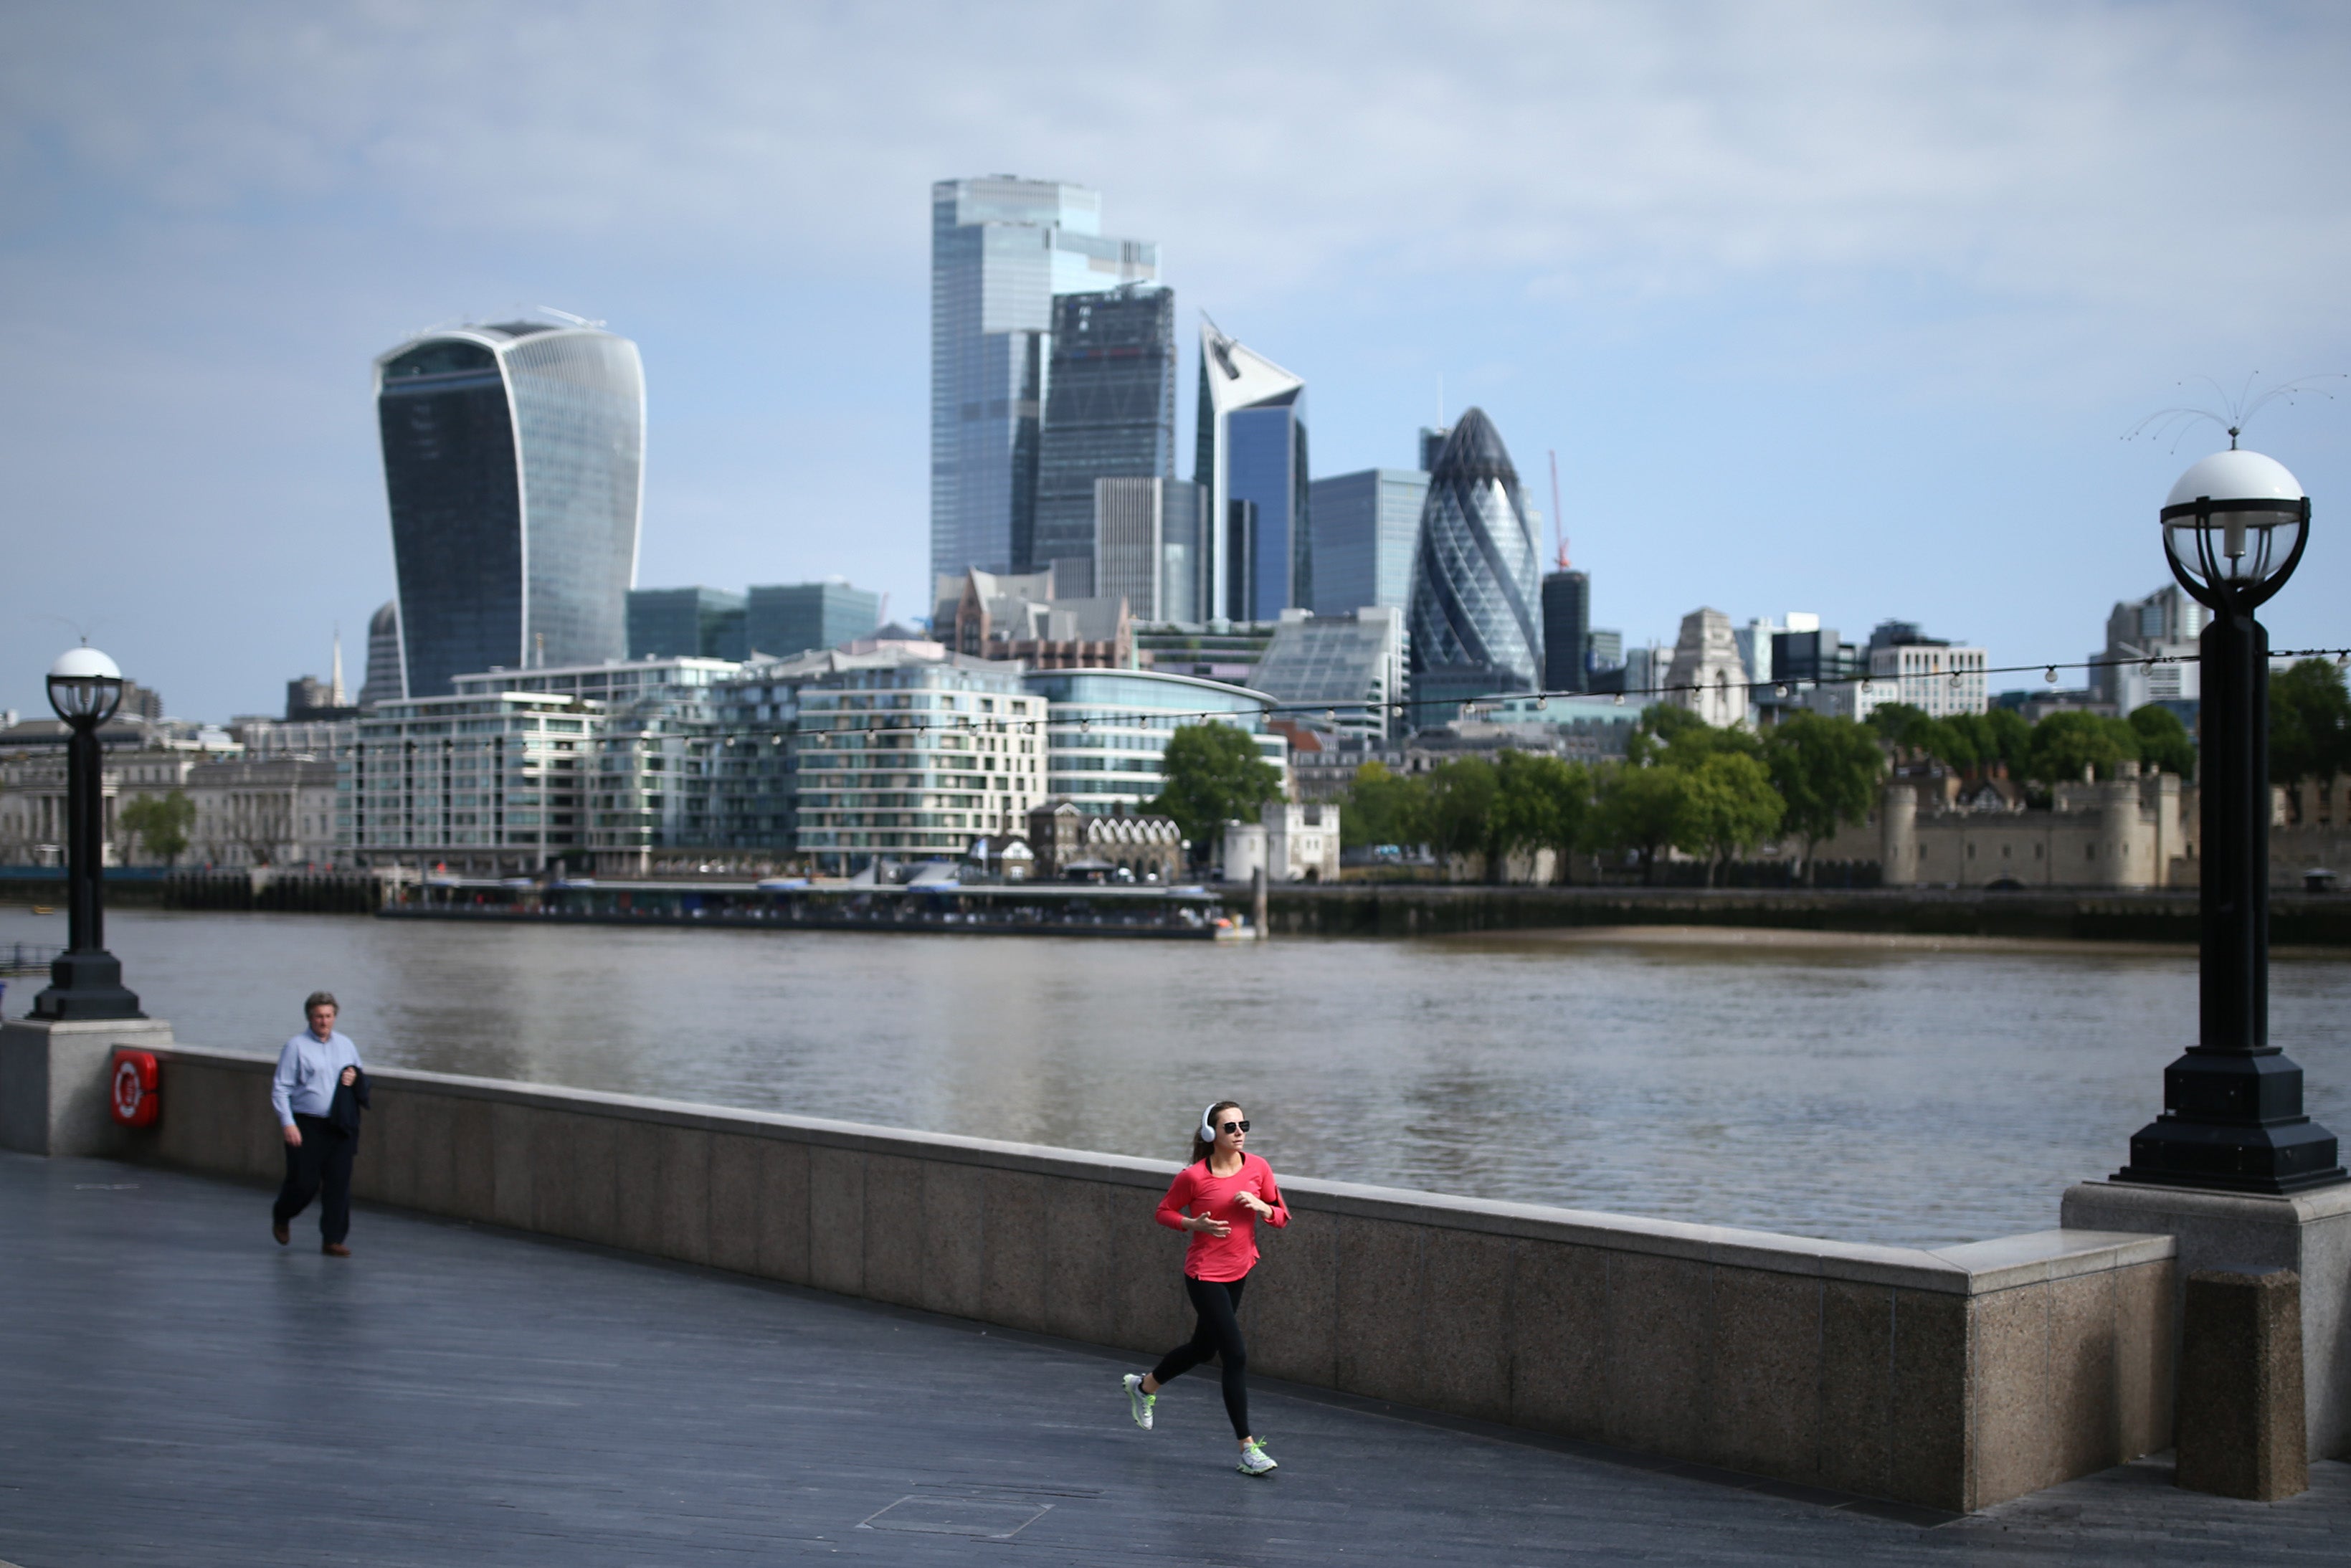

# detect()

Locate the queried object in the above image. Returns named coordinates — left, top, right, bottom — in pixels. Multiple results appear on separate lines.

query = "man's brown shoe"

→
left=322, top=1242, right=351, bottom=1258
left=273, top=1220, right=290, bottom=1246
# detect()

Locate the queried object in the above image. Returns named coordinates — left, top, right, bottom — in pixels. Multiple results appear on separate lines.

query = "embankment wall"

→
left=1224, top=884, right=2351, bottom=945
left=117, top=1044, right=2175, bottom=1514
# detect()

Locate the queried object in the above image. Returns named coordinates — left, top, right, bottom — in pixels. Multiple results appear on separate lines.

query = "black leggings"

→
left=1149, top=1273, right=1251, bottom=1439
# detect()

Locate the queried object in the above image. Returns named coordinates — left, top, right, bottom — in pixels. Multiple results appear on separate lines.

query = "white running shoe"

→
left=1237, top=1439, right=1277, bottom=1476
left=1124, top=1373, right=1155, bottom=1430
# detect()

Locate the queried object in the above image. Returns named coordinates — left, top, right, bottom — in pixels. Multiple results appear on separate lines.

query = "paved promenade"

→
left=1, top=1152, right=2346, bottom=1566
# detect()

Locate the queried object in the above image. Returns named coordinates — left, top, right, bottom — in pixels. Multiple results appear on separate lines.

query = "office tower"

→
left=1418, top=426, right=1450, bottom=472
left=746, top=581, right=880, bottom=658
left=1195, top=318, right=1309, bottom=621
left=1249, top=607, right=1409, bottom=739
left=1405, top=409, right=1543, bottom=720
left=1587, top=628, right=1623, bottom=672
left=1030, top=285, right=1177, bottom=587
left=357, top=601, right=404, bottom=707
left=375, top=319, right=645, bottom=697
left=2096, top=584, right=2209, bottom=705
left=1541, top=570, right=1591, bottom=692
left=1095, top=477, right=1205, bottom=622
left=1866, top=624, right=1988, bottom=718
left=628, top=587, right=749, bottom=661
left=931, top=178, right=1158, bottom=588
left=1308, top=469, right=1429, bottom=615
left=1772, top=624, right=1848, bottom=685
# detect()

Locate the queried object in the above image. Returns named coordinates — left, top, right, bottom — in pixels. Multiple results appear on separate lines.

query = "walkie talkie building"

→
left=1406, top=408, right=1544, bottom=718
left=374, top=320, right=645, bottom=697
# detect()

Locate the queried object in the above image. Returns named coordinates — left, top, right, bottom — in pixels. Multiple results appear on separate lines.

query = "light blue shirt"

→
left=271, top=1030, right=362, bottom=1126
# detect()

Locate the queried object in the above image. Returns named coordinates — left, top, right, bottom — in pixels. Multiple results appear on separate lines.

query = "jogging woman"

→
left=1121, top=1101, right=1289, bottom=1476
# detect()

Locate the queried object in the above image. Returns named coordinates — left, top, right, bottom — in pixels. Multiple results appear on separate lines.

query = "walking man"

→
left=271, top=991, right=366, bottom=1257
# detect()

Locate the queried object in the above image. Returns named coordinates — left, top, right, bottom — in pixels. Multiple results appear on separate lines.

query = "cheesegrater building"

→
left=1405, top=408, right=1544, bottom=722
left=374, top=318, right=645, bottom=697
left=930, top=177, right=1158, bottom=586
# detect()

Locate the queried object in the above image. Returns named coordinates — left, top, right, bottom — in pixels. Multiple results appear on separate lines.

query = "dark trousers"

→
left=1149, top=1273, right=1251, bottom=1439
left=272, top=1113, right=355, bottom=1244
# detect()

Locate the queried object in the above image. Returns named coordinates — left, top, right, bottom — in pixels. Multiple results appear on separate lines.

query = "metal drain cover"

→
left=860, top=1496, right=1052, bottom=1539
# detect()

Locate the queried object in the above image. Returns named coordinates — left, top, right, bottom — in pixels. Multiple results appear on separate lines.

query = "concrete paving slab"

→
left=1, top=1152, right=2346, bottom=1567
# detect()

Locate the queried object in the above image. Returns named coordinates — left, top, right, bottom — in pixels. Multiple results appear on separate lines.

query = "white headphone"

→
left=1199, top=1103, right=1222, bottom=1143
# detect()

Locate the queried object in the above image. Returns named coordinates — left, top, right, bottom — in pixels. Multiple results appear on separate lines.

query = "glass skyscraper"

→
left=1308, top=468, right=1428, bottom=614
left=1030, top=284, right=1177, bottom=587
left=375, top=320, right=645, bottom=697
left=1093, top=477, right=1205, bottom=622
left=1541, top=569, right=1591, bottom=693
left=745, top=581, right=881, bottom=660
left=629, top=587, right=749, bottom=662
left=1406, top=408, right=1544, bottom=717
left=930, top=178, right=1157, bottom=588
left=1195, top=318, right=1309, bottom=622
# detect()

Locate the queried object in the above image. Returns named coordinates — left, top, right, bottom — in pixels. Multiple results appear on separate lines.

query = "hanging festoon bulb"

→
left=1775, top=683, right=1789, bottom=699
left=1534, top=694, right=1549, bottom=711
left=2045, top=667, right=2058, bottom=685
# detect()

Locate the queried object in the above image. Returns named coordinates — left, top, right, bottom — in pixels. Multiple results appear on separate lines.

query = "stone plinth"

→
left=0, top=1015, right=177, bottom=1156
left=2177, top=1268, right=2307, bottom=1500
left=2063, top=1179, right=2351, bottom=1460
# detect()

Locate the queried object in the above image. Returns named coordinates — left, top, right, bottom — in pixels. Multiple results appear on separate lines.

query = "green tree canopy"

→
left=119, top=790, right=194, bottom=866
left=1491, top=752, right=1597, bottom=881
left=1593, top=762, right=1691, bottom=884
left=1947, top=708, right=2032, bottom=772
left=2025, top=711, right=2141, bottom=784
left=1630, top=703, right=1758, bottom=768
left=1149, top=723, right=1283, bottom=863
left=2271, top=658, right=2351, bottom=784
left=1675, top=751, right=1785, bottom=879
left=1764, top=713, right=1883, bottom=863
left=1340, top=760, right=1426, bottom=849
left=1418, top=756, right=1501, bottom=871
left=2127, top=704, right=2197, bottom=777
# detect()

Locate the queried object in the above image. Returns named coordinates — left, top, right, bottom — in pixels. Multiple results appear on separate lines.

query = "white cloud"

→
left=2, top=0, right=2348, bottom=716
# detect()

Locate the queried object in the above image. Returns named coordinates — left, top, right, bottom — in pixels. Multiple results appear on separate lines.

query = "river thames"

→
left=7, top=906, right=2347, bottom=1249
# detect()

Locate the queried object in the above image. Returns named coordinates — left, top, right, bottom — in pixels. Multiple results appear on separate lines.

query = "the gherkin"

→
left=1406, top=408, right=1544, bottom=716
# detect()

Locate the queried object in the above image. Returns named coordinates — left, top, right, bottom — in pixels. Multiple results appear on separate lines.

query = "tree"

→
left=1491, top=752, right=1597, bottom=883
left=2271, top=658, right=2351, bottom=785
left=1339, top=760, right=1425, bottom=850
left=1418, top=757, right=1500, bottom=877
left=119, top=790, right=195, bottom=867
left=1594, top=762, right=1691, bottom=885
left=1149, top=723, right=1283, bottom=866
left=2127, top=705, right=2197, bottom=778
left=1948, top=708, right=2031, bottom=773
left=1632, top=703, right=1758, bottom=769
left=1764, top=713, right=1883, bottom=873
left=2025, top=711, right=2140, bottom=784
left=1676, top=752, right=1784, bottom=883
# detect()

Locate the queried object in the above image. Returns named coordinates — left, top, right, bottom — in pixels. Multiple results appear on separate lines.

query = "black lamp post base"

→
left=29, top=949, right=145, bottom=1022
left=2112, top=1046, right=2349, bottom=1194
left=2116, top=1117, right=2347, bottom=1196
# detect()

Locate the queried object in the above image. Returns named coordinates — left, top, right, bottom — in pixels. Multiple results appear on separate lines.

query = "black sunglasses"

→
left=1220, top=1120, right=1251, bottom=1134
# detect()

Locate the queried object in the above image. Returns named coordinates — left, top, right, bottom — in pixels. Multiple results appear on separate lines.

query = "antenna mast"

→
left=1547, top=450, right=1567, bottom=570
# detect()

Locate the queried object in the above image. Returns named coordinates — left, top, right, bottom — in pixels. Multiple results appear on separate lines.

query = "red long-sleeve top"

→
left=1156, top=1152, right=1289, bottom=1282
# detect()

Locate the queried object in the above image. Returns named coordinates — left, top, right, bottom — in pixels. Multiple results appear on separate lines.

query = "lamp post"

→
left=2114, top=450, right=2343, bottom=1192
left=29, top=646, right=143, bottom=1021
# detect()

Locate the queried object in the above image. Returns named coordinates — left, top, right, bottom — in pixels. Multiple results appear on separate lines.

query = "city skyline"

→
left=4, top=4, right=2349, bottom=720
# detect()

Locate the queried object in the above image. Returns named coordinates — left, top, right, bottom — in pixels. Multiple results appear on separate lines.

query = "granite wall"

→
left=123, top=1045, right=2175, bottom=1513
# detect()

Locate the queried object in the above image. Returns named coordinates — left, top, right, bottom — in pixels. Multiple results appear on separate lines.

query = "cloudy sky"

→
left=4, top=1, right=2347, bottom=721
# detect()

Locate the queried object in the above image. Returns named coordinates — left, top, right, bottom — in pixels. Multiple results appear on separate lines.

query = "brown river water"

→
left=6, top=906, right=2346, bottom=1249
